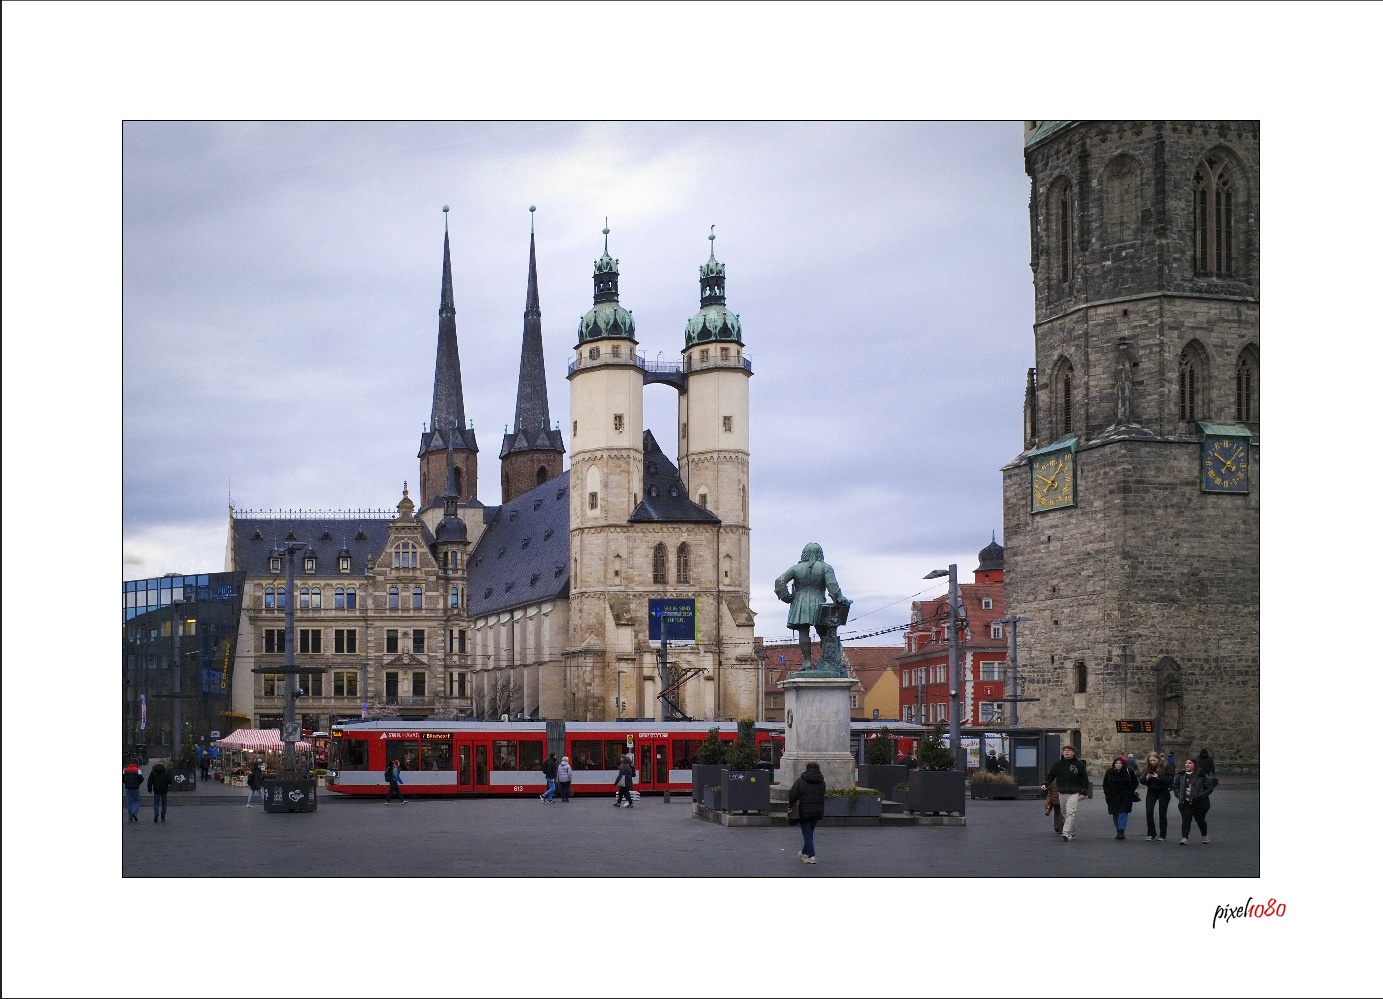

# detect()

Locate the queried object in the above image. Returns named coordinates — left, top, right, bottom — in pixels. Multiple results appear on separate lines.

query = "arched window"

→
left=393, top=542, right=417, bottom=568
left=1050, top=178, right=1074, bottom=285
left=277, top=587, right=285, bottom=608
left=388, top=586, right=399, bottom=609
left=535, top=466, right=549, bottom=486
left=1074, top=662, right=1088, bottom=694
left=334, top=587, right=345, bottom=609
left=450, top=586, right=459, bottom=609
left=264, top=588, right=276, bottom=610
left=299, top=587, right=309, bottom=609
left=1051, top=357, right=1074, bottom=437
left=345, top=587, right=356, bottom=610
left=652, top=544, right=667, bottom=585
left=1236, top=347, right=1258, bottom=423
left=676, top=543, right=690, bottom=584
left=1193, top=153, right=1239, bottom=277
left=1178, top=342, right=1207, bottom=422
left=412, top=586, right=423, bottom=609
left=310, top=587, right=322, bottom=609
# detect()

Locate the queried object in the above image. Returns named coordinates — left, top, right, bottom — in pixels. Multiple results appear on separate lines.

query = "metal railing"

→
left=568, top=351, right=751, bottom=376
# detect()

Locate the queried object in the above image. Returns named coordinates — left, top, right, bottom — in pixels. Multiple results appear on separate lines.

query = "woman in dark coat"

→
left=1173, top=757, right=1215, bottom=845
left=788, top=762, right=827, bottom=864
left=1140, top=751, right=1173, bottom=841
left=1102, top=756, right=1139, bottom=839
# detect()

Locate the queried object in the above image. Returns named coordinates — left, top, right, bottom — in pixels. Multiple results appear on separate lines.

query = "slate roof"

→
left=466, top=470, right=571, bottom=617
left=499, top=230, right=565, bottom=460
left=231, top=517, right=394, bottom=577
left=629, top=431, right=720, bottom=524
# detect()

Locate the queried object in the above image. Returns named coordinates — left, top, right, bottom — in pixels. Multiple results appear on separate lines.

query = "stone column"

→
left=779, top=675, right=856, bottom=790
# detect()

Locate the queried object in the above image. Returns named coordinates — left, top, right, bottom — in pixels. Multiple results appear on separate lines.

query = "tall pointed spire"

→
left=420, top=206, right=478, bottom=506
left=500, top=206, right=564, bottom=502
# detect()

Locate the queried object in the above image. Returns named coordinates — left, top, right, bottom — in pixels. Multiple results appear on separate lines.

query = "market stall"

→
left=216, top=728, right=313, bottom=784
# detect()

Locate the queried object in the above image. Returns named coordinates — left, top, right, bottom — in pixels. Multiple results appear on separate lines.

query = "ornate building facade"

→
left=1001, top=121, right=1259, bottom=769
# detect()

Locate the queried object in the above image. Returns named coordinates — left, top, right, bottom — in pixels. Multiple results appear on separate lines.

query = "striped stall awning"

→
left=216, top=728, right=311, bottom=752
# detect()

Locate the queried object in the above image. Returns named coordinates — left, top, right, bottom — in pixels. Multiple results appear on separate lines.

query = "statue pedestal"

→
left=779, top=675, right=856, bottom=791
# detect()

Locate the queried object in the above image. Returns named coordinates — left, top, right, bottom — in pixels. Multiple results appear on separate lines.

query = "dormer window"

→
left=304, top=557, right=316, bottom=573
left=339, top=556, right=350, bottom=572
left=269, top=557, right=281, bottom=573
left=544, top=528, right=554, bottom=541
left=521, top=538, right=531, bottom=549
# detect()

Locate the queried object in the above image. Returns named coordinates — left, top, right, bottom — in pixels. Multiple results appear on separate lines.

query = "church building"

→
left=1001, top=121, right=1259, bottom=769
left=226, top=211, right=759, bottom=726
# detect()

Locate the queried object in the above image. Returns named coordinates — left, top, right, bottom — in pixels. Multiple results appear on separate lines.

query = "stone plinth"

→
left=779, top=675, right=856, bottom=791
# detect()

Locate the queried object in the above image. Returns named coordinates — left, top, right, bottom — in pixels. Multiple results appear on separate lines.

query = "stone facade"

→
left=1003, top=121, right=1259, bottom=770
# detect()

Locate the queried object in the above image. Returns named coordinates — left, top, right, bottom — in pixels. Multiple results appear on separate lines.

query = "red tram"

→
left=325, top=720, right=785, bottom=797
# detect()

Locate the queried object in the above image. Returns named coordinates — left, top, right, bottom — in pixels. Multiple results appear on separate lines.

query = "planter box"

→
left=722, top=770, right=772, bottom=813
left=692, top=764, right=725, bottom=805
left=971, top=781, right=1020, bottom=800
left=702, top=788, right=722, bottom=811
left=856, top=764, right=908, bottom=795
left=167, top=769, right=198, bottom=793
left=909, top=770, right=967, bottom=815
left=823, top=793, right=883, bottom=818
left=262, top=779, right=318, bottom=813
left=888, top=785, right=912, bottom=805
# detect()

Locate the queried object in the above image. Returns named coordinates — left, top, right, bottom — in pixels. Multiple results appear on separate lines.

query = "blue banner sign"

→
left=648, top=598, right=697, bottom=642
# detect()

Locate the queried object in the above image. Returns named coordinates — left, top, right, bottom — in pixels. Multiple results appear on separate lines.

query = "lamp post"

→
left=926, top=564, right=963, bottom=771
left=281, top=542, right=306, bottom=779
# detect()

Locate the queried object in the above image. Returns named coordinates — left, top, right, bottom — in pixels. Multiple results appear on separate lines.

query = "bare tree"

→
left=483, top=675, right=520, bottom=720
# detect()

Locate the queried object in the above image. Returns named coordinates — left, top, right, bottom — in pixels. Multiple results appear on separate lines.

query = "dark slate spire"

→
left=501, top=208, right=565, bottom=464
left=420, top=207, right=478, bottom=459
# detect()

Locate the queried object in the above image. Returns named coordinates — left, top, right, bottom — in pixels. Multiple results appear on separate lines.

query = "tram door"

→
left=456, top=740, right=473, bottom=793
left=637, top=738, right=671, bottom=792
left=454, top=739, right=487, bottom=789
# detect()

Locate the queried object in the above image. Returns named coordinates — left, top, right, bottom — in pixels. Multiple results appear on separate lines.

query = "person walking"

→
left=1042, top=746, right=1090, bottom=841
left=556, top=756, right=573, bottom=802
left=148, top=761, right=171, bottom=823
left=1102, top=756, right=1138, bottom=840
left=246, top=761, right=267, bottom=806
left=1173, top=757, right=1215, bottom=845
left=1197, top=748, right=1216, bottom=778
left=788, top=761, right=827, bottom=864
left=615, top=755, right=636, bottom=807
left=199, top=747, right=211, bottom=781
left=123, top=761, right=144, bottom=822
left=540, top=753, right=558, bottom=802
left=384, top=759, right=406, bottom=804
left=1140, top=751, right=1173, bottom=841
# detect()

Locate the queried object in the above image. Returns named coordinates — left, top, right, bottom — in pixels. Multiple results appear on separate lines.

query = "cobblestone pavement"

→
left=123, top=786, right=1258, bottom=877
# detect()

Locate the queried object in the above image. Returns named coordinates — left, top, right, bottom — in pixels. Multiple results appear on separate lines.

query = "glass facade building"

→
left=122, top=571, right=246, bottom=754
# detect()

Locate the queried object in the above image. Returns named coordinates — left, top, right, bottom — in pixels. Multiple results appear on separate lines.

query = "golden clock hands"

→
left=1035, top=471, right=1058, bottom=490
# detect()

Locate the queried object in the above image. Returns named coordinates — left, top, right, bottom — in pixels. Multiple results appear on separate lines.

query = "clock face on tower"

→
left=1031, top=453, right=1075, bottom=512
left=1202, top=437, right=1249, bottom=492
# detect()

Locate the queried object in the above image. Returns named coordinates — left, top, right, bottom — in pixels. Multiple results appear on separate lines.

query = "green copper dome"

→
left=684, top=244, right=741, bottom=347
left=577, top=234, right=636, bottom=344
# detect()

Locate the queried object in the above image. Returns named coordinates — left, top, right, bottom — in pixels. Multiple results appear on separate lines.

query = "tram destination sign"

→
left=1115, top=719, right=1156, bottom=733
left=648, top=598, right=697, bottom=643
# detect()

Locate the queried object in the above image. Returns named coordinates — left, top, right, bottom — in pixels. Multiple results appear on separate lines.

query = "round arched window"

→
left=413, top=586, right=423, bottom=609
left=388, top=586, right=399, bottom=609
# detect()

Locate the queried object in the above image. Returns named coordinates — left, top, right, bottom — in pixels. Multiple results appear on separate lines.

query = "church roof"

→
left=231, top=516, right=394, bottom=576
left=422, top=219, right=479, bottom=457
left=977, top=537, right=1004, bottom=570
left=629, top=431, right=721, bottom=524
left=1025, top=120, right=1077, bottom=149
left=466, top=470, right=571, bottom=617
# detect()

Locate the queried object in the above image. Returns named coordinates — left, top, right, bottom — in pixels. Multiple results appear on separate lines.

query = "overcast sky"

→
left=122, top=121, right=1031, bottom=638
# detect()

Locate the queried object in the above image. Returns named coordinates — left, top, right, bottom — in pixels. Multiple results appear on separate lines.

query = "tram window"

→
left=474, top=744, right=488, bottom=784
left=571, top=740, right=603, bottom=770
left=421, top=738, right=454, bottom=771
left=603, top=741, right=627, bottom=770
left=672, top=740, right=702, bottom=769
left=457, top=744, right=471, bottom=785
left=493, top=740, right=519, bottom=772
left=338, top=739, right=370, bottom=771
left=385, top=740, right=420, bottom=771
left=518, top=740, right=545, bottom=772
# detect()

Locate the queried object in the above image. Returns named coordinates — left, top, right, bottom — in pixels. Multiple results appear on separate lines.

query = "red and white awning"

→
left=216, top=728, right=311, bottom=752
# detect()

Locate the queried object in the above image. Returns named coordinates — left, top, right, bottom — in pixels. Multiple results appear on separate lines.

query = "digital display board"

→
left=648, top=598, right=697, bottom=642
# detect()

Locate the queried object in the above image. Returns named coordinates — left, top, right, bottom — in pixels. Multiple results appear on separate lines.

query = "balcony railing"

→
left=567, top=351, right=752, bottom=377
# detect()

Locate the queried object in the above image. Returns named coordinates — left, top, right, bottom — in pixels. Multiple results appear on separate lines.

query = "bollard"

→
left=664, top=790, right=671, bottom=804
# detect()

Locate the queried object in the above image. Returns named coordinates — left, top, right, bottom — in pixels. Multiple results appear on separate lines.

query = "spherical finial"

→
left=529, top=205, right=536, bottom=213
left=442, top=205, right=449, bottom=213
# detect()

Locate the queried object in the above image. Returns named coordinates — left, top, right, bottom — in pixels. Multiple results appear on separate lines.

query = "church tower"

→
left=418, top=207, right=480, bottom=505
left=679, top=229, right=751, bottom=590
left=498, top=208, right=565, bottom=502
left=1003, top=122, right=1259, bottom=769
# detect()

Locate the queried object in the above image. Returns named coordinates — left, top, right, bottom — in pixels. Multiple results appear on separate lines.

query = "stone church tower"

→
left=1002, top=122, right=1259, bottom=768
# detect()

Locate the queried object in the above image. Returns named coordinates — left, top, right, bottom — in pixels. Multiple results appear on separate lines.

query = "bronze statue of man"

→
left=775, top=543, right=851, bottom=673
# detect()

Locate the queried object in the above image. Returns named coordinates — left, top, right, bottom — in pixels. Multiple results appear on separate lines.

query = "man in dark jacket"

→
left=1042, top=746, right=1090, bottom=841
left=615, top=756, right=636, bottom=808
left=147, top=762, right=171, bottom=823
left=123, top=762, right=144, bottom=822
left=540, top=753, right=558, bottom=803
left=984, top=751, right=1000, bottom=773
left=384, top=759, right=406, bottom=804
left=788, top=762, right=827, bottom=864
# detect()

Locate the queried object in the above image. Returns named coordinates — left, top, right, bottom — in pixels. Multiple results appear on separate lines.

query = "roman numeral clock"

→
left=1198, top=422, right=1251, bottom=493
left=1029, top=435, right=1078, bottom=512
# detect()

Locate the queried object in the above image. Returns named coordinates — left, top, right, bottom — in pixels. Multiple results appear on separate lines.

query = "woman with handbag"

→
left=1102, top=756, right=1139, bottom=839
left=1140, top=751, right=1173, bottom=841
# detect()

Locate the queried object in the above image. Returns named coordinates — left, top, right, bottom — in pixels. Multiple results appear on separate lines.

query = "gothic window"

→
left=1050, top=179, right=1074, bottom=285
left=334, top=587, right=345, bottom=609
left=698, top=491, right=708, bottom=508
left=389, top=586, right=399, bottom=609
left=1051, top=357, right=1075, bottom=437
left=676, top=543, right=690, bottom=584
left=394, top=542, right=418, bottom=568
left=1193, top=154, right=1239, bottom=277
left=1102, top=155, right=1141, bottom=244
left=1236, top=347, right=1258, bottom=423
left=1178, top=342, right=1207, bottom=422
left=413, top=586, right=423, bottom=609
left=535, top=466, right=549, bottom=486
left=652, top=544, right=668, bottom=584
left=345, top=587, right=356, bottom=609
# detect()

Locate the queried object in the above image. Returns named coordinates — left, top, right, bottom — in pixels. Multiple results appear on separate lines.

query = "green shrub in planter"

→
left=865, top=727, right=896, bottom=766
left=824, top=787, right=883, bottom=817
left=915, top=723, right=955, bottom=771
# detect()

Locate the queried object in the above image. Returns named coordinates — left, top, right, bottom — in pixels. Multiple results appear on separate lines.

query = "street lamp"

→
left=925, top=564, right=963, bottom=772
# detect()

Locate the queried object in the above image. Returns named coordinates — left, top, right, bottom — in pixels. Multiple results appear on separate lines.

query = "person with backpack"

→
left=123, top=761, right=144, bottom=822
left=384, top=759, right=406, bottom=804
left=246, top=760, right=267, bottom=806
left=1173, top=757, right=1216, bottom=845
left=540, top=752, right=558, bottom=802
left=1042, top=746, right=1090, bottom=841
left=147, top=761, right=171, bottom=823
left=788, top=761, right=827, bottom=864
left=614, top=755, right=635, bottom=807
left=1101, top=756, right=1139, bottom=840
left=556, top=756, right=573, bottom=802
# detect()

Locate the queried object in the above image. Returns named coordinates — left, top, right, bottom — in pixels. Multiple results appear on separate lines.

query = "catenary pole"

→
left=947, top=564, right=962, bottom=771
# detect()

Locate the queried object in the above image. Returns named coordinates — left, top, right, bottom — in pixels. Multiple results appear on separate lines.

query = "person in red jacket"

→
left=122, top=762, right=144, bottom=822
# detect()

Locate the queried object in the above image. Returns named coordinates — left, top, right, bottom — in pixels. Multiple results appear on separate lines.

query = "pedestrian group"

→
left=1044, top=745, right=1220, bottom=845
